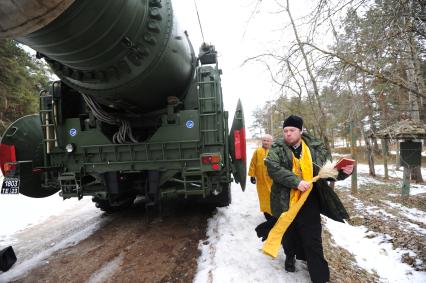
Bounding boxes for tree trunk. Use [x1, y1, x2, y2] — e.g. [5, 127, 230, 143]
[402, 166, 410, 198]
[366, 137, 375, 176]
[411, 166, 424, 183]
[350, 120, 358, 194]
[396, 142, 401, 170]
[382, 139, 389, 180]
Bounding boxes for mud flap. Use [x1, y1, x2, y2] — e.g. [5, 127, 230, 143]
[0, 246, 17, 272]
[228, 99, 247, 191]
[0, 114, 59, 198]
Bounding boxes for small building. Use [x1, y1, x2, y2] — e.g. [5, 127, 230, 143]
[375, 119, 426, 141]
[374, 119, 425, 197]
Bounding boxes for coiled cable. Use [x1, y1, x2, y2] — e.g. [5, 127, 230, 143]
[81, 94, 138, 144]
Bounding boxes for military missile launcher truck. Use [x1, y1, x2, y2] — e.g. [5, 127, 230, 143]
[0, 0, 246, 211]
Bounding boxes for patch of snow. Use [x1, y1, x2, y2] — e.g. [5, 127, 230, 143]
[194, 183, 311, 283]
[0, 171, 107, 281]
[195, 146, 311, 282]
[0, 192, 94, 241]
[337, 164, 426, 196]
[382, 201, 426, 225]
[336, 174, 386, 190]
[347, 195, 426, 235]
[390, 151, 426, 157]
[0, 219, 104, 282]
[331, 153, 349, 158]
[357, 164, 426, 182]
[87, 253, 124, 283]
[325, 217, 426, 283]
[410, 184, 426, 196]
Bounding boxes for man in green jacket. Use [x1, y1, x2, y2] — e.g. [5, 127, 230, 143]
[265, 115, 353, 283]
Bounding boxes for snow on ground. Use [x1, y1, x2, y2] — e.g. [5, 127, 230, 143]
[0, 192, 98, 244]
[382, 200, 426, 226]
[0, 173, 106, 282]
[194, 177, 426, 282]
[194, 145, 426, 282]
[336, 171, 386, 189]
[346, 194, 426, 236]
[194, 182, 311, 283]
[194, 143, 310, 282]
[409, 184, 426, 196]
[1, 145, 425, 282]
[325, 218, 425, 283]
[356, 164, 426, 180]
[354, 164, 426, 195]
[0, 215, 105, 282]
[87, 253, 124, 283]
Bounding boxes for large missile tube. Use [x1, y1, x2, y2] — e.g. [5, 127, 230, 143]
[0, 0, 196, 112]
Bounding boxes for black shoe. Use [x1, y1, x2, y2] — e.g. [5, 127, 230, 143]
[285, 256, 296, 272]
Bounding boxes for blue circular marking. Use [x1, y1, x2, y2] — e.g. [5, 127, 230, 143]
[186, 120, 194, 129]
[69, 128, 77, 137]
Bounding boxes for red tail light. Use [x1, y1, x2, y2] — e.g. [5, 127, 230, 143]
[234, 128, 246, 161]
[0, 144, 17, 175]
[211, 163, 220, 170]
[201, 155, 221, 164]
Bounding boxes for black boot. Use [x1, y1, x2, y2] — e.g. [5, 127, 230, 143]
[285, 255, 296, 272]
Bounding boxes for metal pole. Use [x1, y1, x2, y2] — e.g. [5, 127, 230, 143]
[402, 166, 410, 198]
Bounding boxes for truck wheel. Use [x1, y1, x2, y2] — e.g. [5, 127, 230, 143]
[92, 196, 135, 213]
[213, 183, 232, 207]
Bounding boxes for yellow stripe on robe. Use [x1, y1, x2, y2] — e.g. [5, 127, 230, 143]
[262, 140, 314, 258]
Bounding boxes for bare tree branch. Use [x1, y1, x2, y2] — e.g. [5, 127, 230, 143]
[302, 42, 426, 99]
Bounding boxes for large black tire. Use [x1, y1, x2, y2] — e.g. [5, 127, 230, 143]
[212, 183, 232, 207]
[92, 196, 135, 213]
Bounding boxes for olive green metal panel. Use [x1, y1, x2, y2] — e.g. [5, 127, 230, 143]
[57, 118, 111, 149]
[17, 0, 195, 112]
[149, 111, 200, 142]
[49, 111, 201, 173]
[78, 141, 200, 173]
[1, 114, 59, 197]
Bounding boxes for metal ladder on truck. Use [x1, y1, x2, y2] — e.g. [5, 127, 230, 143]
[39, 90, 58, 154]
[197, 66, 221, 147]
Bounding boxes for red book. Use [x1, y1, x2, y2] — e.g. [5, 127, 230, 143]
[335, 158, 356, 170]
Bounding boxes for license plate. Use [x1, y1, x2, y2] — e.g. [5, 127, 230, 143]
[1, 177, 20, 194]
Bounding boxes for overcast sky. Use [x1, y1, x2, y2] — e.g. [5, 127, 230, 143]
[174, 0, 325, 138]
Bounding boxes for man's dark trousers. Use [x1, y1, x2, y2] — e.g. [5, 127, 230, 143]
[281, 186, 329, 283]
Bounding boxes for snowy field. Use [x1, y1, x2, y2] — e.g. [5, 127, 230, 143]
[1, 145, 426, 282]
[194, 146, 426, 283]
[350, 163, 426, 195]
[193, 182, 426, 283]
[0, 173, 105, 282]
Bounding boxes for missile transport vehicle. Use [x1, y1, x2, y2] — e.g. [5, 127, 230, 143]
[0, 0, 246, 211]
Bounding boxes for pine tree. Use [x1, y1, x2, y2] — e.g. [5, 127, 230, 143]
[0, 39, 50, 135]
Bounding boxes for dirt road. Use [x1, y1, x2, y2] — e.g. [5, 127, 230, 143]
[11, 201, 212, 283]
